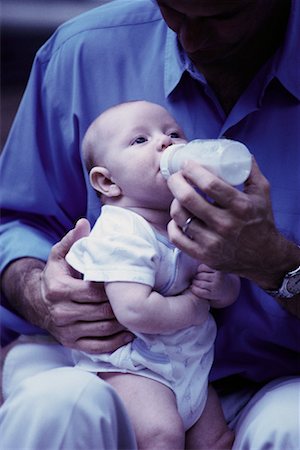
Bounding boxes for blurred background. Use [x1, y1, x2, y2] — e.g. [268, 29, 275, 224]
[1, 0, 114, 149]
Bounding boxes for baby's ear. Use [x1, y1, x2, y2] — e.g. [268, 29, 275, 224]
[89, 167, 121, 197]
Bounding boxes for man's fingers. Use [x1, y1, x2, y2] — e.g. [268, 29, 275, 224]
[244, 157, 271, 196]
[167, 219, 201, 258]
[48, 300, 115, 325]
[169, 164, 237, 210]
[74, 331, 134, 354]
[66, 318, 125, 338]
[55, 280, 108, 304]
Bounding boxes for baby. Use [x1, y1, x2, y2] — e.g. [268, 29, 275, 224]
[66, 100, 240, 449]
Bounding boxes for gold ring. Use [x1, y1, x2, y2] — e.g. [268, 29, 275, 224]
[182, 216, 195, 235]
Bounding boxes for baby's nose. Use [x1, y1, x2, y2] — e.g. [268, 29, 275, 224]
[159, 135, 172, 151]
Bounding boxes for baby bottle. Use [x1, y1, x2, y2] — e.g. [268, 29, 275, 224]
[160, 139, 252, 186]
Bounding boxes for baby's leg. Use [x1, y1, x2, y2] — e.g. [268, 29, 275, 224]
[100, 372, 184, 450]
[186, 384, 234, 450]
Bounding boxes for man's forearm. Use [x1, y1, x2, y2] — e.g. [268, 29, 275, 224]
[2, 258, 48, 328]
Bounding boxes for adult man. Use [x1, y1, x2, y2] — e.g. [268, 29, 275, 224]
[1, 0, 299, 449]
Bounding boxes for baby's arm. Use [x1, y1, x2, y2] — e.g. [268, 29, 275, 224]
[105, 281, 209, 334]
[191, 264, 240, 309]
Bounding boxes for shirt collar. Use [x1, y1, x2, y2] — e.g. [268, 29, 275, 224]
[164, 28, 209, 97]
[164, 28, 185, 97]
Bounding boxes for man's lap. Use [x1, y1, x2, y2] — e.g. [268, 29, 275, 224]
[2, 337, 299, 449]
[0, 336, 137, 449]
[217, 375, 300, 450]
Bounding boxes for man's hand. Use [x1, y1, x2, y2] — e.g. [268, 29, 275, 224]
[167, 158, 300, 294]
[2, 219, 133, 353]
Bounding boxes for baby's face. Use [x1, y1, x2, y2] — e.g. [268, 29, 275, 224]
[98, 101, 187, 208]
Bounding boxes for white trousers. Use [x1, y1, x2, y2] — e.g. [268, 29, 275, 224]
[0, 338, 137, 450]
[0, 337, 299, 450]
[227, 377, 300, 450]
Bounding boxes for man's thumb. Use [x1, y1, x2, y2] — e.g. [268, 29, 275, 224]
[72, 218, 91, 242]
[52, 218, 91, 259]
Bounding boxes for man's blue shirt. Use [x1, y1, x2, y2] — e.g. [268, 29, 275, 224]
[1, 0, 299, 381]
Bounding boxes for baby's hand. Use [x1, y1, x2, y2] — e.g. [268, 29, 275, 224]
[191, 264, 240, 308]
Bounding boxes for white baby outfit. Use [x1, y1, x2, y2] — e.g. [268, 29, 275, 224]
[66, 205, 216, 430]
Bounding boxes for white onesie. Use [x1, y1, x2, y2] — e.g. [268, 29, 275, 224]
[66, 205, 216, 430]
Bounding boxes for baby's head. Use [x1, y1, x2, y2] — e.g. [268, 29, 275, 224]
[82, 100, 187, 208]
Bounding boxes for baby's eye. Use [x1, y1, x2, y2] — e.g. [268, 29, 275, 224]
[169, 132, 181, 139]
[131, 136, 147, 145]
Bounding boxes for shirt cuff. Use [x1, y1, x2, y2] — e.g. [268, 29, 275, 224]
[1, 222, 53, 272]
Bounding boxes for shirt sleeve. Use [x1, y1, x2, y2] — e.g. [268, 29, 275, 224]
[0, 43, 90, 273]
[0, 32, 92, 339]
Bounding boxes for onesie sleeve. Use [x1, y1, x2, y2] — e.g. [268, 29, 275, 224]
[66, 208, 160, 287]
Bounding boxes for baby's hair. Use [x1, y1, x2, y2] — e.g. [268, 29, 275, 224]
[82, 100, 146, 174]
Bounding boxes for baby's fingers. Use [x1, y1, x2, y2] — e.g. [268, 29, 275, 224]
[191, 278, 213, 298]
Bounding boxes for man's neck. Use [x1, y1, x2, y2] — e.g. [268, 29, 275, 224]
[202, 66, 251, 115]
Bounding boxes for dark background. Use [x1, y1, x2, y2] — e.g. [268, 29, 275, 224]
[1, 0, 114, 149]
